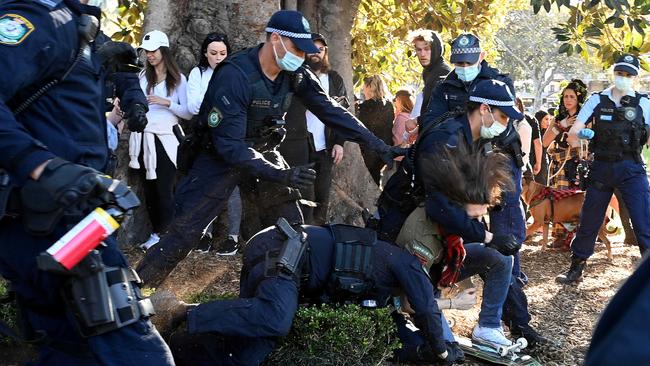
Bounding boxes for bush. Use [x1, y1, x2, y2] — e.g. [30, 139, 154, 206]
[266, 304, 401, 366]
[0, 278, 18, 346]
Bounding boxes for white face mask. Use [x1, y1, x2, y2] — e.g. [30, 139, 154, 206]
[614, 75, 634, 92]
[480, 106, 507, 139]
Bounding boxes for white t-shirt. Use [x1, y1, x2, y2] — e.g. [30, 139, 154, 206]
[306, 73, 329, 151]
[187, 66, 215, 115]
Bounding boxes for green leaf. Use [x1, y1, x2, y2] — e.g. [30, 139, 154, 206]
[559, 43, 571, 54]
[614, 17, 625, 28]
[589, 0, 600, 6]
[543, 0, 551, 12]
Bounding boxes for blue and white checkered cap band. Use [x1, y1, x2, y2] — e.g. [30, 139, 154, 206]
[452, 47, 481, 54]
[613, 62, 639, 72]
[469, 96, 515, 106]
[265, 27, 312, 39]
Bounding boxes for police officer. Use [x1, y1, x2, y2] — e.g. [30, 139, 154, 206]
[584, 255, 650, 365]
[557, 54, 650, 284]
[160, 220, 464, 366]
[0, 0, 172, 364]
[137, 10, 404, 287]
[378, 79, 546, 345]
[421, 33, 515, 128]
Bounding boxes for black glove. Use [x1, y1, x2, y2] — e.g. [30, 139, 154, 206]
[415, 341, 464, 365]
[124, 103, 148, 132]
[282, 163, 317, 190]
[487, 234, 522, 256]
[380, 146, 408, 168]
[21, 158, 103, 235]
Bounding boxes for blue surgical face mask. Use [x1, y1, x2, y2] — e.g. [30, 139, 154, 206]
[273, 37, 304, 72]
[456, 63, 481, 82]
[614, 75, 634, 93]
[480, 106, 507, 139]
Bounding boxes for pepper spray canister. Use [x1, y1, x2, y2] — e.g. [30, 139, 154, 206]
[37, 207, 120, 272]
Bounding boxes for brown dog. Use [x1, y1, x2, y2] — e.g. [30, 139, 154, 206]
[521, 178, 617, 260]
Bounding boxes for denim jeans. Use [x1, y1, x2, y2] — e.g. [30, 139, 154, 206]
[458, 243, 513, 328]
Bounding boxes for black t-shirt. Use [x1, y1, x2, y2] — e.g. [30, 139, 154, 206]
[526, 114, 541, 164]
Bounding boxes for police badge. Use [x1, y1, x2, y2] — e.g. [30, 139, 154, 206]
[0, 14, 35, 45]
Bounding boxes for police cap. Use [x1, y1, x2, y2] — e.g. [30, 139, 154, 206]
[450, 33, 482, 64]
[266, 10, 319, 54]
[613, 54, 640, 76]
[469, 79, 523, 120]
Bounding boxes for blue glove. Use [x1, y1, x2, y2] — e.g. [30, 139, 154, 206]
[577, 128, 595, 140]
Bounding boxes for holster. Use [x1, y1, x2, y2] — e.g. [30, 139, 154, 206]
[0, 169, 17, 221]
[275, 217, 308, 279]
[63, 251, 155, 337]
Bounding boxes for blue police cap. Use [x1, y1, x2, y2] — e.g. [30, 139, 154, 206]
[469, 79, 523, 121]
[266, 10, 319, 54]
[450, 33, 482, 64]
[613, 54, 640, 76]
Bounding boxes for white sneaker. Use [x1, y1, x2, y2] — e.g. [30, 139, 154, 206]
[139, 233, 160, 250]
[472, 325, 512, 347]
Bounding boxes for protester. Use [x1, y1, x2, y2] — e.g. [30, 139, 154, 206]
[534, 110, 551, 184]
[279, 33, 347, 225]
[358, 74, 395, 185]
[541, 79, 587, 247]
[131, 30, 192, 250]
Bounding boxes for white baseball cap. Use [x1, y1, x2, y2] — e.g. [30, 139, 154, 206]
[138, 30, 169, 52]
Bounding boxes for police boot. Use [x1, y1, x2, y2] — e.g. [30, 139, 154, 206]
[555, 255, 587, 284]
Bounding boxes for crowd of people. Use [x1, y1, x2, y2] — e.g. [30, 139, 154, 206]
[1, 1, 649, 365]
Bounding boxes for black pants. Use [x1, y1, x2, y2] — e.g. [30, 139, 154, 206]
[139, 135, 176, 233]
[301, 149, 334, 225]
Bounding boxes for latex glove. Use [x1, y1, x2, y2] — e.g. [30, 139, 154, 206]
[451, 288, 477, 310]
[577, 128, 595, 140]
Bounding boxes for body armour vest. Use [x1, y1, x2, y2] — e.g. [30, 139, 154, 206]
[219, 47, 294, 149]
[591, 93, 647, 162]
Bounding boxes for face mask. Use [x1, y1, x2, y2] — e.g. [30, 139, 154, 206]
[456, 64, 481, 82]
[480, 106, 507, 139]
[273, 37, 304, 72]
[614, 75, 634, 92]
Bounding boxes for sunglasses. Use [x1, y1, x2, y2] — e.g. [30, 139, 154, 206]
[207, 34, 228, 42]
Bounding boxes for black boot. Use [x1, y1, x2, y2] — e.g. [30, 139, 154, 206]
[556, 255, 586, 284]
[509, 323, 549, 348]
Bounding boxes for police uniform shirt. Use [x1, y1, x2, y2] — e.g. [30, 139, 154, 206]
[202, 44, 387, 181]
[0, 0, 106, 184]
[577, 86, 650, 126]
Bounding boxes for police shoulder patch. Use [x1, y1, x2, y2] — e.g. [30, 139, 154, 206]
[207, 107, 223, 128]
[0, 14, 35, 46]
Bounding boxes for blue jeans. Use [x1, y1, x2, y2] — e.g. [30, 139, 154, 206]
[572, 159, 650, 258]
[458, 243, 513, 328]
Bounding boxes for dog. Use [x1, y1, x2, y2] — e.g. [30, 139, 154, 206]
[521, 177, 617, 260]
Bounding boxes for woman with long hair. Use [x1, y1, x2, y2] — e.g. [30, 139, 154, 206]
[130, 30, 193, 249]
[186, 33, 241, 255]
[541, 79, 588, 246]
[358, 74, 394, 185]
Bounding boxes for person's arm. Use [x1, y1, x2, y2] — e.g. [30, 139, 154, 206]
[186, 67, 204, 116]
[168, 75, 193, 120]
[641, 97, 650, 147]
[418, 150, 488, 243]
[533, 138, 542, 174]
[295, 67, 390, 154]
[207, 65, 286, 182]
[0, 6, 59, 184]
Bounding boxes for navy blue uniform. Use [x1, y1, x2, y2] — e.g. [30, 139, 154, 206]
[378, 114, 532, 331]
[0, 1, 172, 364]
[421, 61, 515, 128]
[169, 225, 447, 366]
[584, 255, 650, 365]
[137, 44, 390, 286]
